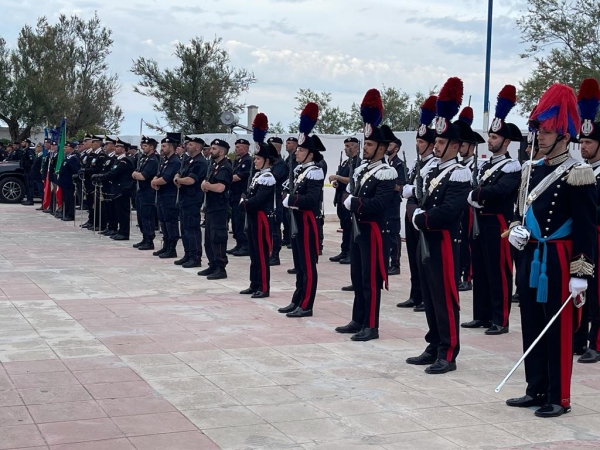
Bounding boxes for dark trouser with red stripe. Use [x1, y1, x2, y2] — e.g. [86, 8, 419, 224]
[114, 190, 131, 237]
[291, 210, 319, 310]
[517, 240, 575, 408]
[587, 230, 600, 351]
[418, 230, 460, 362]
[248, 211, 272, 292]
[388, 217, 401, 268]
[205, 209, 229, 270]
[471, 214, 512, 327]
[351, 222, 389, 329]
[404, 212, 422, 305]
[180, 203, 202, 261]
[337, 203, 351, 254]
[459, 207, 473, 282]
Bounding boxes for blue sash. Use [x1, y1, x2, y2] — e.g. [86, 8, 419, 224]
[525, 208, 572, 303]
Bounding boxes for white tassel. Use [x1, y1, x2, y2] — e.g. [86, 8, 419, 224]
[305, 167, 324, 181]
[501, 160, 522, 173]
[449, 166, 472, 183]
[256, 173, 276, 186]
[567, 163, 596, 186]
[374, 166, 398, 181]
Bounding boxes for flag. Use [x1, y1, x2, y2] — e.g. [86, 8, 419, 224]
[54, 118, 66, 174]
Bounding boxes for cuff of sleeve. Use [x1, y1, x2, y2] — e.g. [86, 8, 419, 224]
[570, 254, 595, 278]
[189, 174, 199, 182]
[350, 197, 359, 212]
[474, 187, 483, 202]
[414, 213, 427, 230]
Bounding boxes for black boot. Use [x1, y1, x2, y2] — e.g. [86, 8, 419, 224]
[174, 255, 190, 266]
[152, 240, 168, 256]
[159, 240, 178, 259]
[133, 238, 146, 249]
[269, 250, 280, 266]
[138, 238, 155, 250]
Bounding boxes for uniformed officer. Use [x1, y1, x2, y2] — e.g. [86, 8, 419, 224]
[334, 90, 396, 341]
[30, 142, 44, 204]
[278, 103, 324, 317]
[329, 137, 361, 264]
[398, 95, 439, 311]
[406, 77, 471, 374]
[282, 137, 299, 247]
[132, 137, 159, 250]
[576, 77, 600, 364]
[174, 137, 208, 268]
[506, 84, 596, 417]
[20, 139, 36, 205]
[57, 142, 81, 220]
[228, 138, 252, 256]
[99, 137, 118, 234]
[151, 135, 181, 258]
[313, 136, 328, 256]
[79, 135, 103, 228]
[462, 86, 522, 335]
[198, 139, 233, 280]
[266, 136, 289, 266]
[240, 113, 277, 297]
[381, 126, 407, 275]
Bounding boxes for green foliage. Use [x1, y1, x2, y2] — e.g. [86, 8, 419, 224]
[131, 37, 256, 135]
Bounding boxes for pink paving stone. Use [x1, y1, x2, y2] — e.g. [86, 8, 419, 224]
[28, 400, 108, 423]
[3, 359, 68, 375]
[96, 396, 176, 417]
[9, 371, 80, 389]
[84, 381, 156, 400]
[0, 424, 46, 449]
[111, 411, 197, 436]
[62, 357, 123, 372]
[98, 335, 154, 346]
[38, 418, 124, 445]
[0, 389, 23, 407]
[72, 368, 141, 385]
[128, 431, 220, 450]
[0, 405, 33, 426]
[102, 342, 166, 356]
[18, 385, 92, 405]
[49, 438, 135, 450]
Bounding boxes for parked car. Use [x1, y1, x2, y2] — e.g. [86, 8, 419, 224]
[0, 161, 27, 203]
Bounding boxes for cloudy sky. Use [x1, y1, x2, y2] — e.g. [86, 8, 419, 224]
[4, 0, 534, 134]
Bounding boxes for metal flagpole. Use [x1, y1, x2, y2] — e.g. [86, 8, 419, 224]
[482, 0, 494, 131]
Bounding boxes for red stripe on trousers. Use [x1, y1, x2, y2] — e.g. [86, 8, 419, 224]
[557, 241, 573, 408]
[441, 230, 459, 362]
[42, 173, 51, 210]
[467, 208, 474, 281]
[596, 227, 600, 351]
[369, 225, 377, 328]
[497, 214, 512, 327]
[307, 212, 320, 262]
[257, 211, 270, 292]
[300, 212, 313, 309]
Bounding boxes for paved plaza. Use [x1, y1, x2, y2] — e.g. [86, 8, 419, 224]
[0, 203, 599, 449]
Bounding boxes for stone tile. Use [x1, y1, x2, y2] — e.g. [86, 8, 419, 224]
[456, 401, 542, 424]
[249, 402, 330, 423]
[72, 368, 141, 384]
[38, 418, 124, 445]
[308, 398, 386, 417]
[112, 411, 196, 436]
[344, 412, 425, 435]
[10, 370, 80, 389]
[206, 372, 276, 390]
[302, 441, 387, 450]
[130, 364, 199, 380]
[97, 396, 176, 417]
[421, 386, 500, 406]
[128, 431, 220, 450]
[28, 401, 107, 423]
[274, 417, 354, 443]
[173, 349, 235, 364]
[49, 438, 135, 449]
[227, 386, 299, 406]
[62, 357, 124, 371]
[19, 385, 92, 405]
[166, 389, 241, 410]
[496, 419, 586, 443]
[188, 360, 253, 375]
[0, 424, 46, 449]
[0, 389, 23, 407]
[85, 381, 156, 399]
[120, 353, 181, 367]
[0, 405, 33, 426]
[371, 431, 461, 450]
[184, 406, 266, 429]
[402, 406, 485, 430]
[3, 359, 68, 374]
[437, 424, 530, 447]
[203, 423, 294, 449]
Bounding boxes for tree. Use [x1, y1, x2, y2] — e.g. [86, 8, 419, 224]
[288, 89, 351, 134]
[270, 121, 286, 134]
[132, 37, 256, 134]
[517, 0, 600, 115]
[0, 14, 122, 141]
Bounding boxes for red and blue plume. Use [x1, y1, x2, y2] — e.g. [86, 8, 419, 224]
[530, 84, 580, 136]
[252, 113, 269, 144]
[495, 85, 517, 120]
[458, 107, 474, 126]
[299, 102, 319, 135]
[436, 77, 463, 120]
[420, 95, 437, 127]
[577, 78, 600, 122]
[360, 89, 384, 126]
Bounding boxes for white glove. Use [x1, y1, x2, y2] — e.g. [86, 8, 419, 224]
[412, 208, 424, 230]
[283, 195, 290, 208]
[569, 277, 588, 303]
[343, 195, 353, 211]
[467, 191, 483, 209]
[508, 225, 531, 251]
[402, 185, 415, 199]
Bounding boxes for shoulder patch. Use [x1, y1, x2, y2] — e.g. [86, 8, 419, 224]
[256, 172, 276, 186]
[374, 165, 398, 181]
[449, 166, 472, 183]
[501, 160, 522, 173]
[305, 167, 324, 181]
[567, 163, 596, 186]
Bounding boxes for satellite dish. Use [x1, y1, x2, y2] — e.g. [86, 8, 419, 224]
[220, 111, 239, 127]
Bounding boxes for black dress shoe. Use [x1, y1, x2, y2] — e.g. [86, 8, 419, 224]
[397, 298, 416, 308]
[281, 240, 290, 247]
[535, 403, 571, 418]
[182, 259, 201, 268]
[226, 246, 240, 255]
[287, 268, 298, 275]
[137, 241, 155, 250]
[461, 320, 492, 329]
[252, 291, 270, 299]
[174, 256, 190, 265]
[21, 201, 34, 206]
[62, 216, 74, 221]
[406, 351, 437, 365]
[111, 234, 129, 241]
[286, 244, 293, 249]
[578, 348, 600, 363]
[35, 206, 44, 211]
[339, 256, 351, 265]
[101, 229, 114, 236]
[159, 250, 177, 258]
[506, 394, 547, 408]
[286, 307, 312, 318]
[341, 285, 354, 292]
[197, 267, 215, 276]
[485, 324, 509, 335]
[133, 240, 145, 248]
[458, 281, 472, 291]
[351, 328, 379, 341]
[240, 287, 256, 295]
[388, 266, 400, 275]
[413, 304, 425, 312]
[425, 359, 456, 374]
[278, 303, 297, 313]
[329, 253, 347, 262]
[269, 257, 280, 266]
[207, 269, 227, 280]
[512, 293, 520, 303]
[232, 247, 250, 257]
[153, 247, 167, 257]
[335, 321, 362, 334]
[574, 346, 588, 356]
